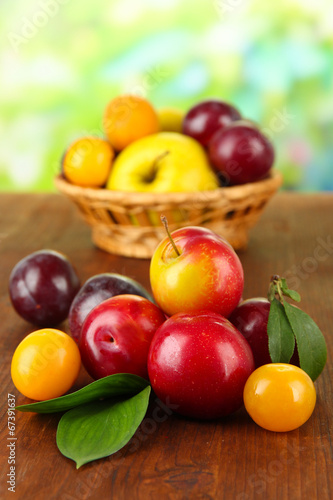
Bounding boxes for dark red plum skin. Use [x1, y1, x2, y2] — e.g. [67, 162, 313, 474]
[68, 273, 154, 342]
[9, 249, 80, 326]
[229, 297, 299, 368]
[182, 99, 241, 147]
[208, 121, 274, 185]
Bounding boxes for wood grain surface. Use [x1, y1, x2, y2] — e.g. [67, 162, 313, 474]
[0, 192, 332, 500]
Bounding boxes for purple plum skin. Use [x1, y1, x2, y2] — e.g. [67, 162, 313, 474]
[229, 297, 300, 368]
[9, 249, 80, 327]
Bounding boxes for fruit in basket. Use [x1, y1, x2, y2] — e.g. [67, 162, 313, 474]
[182, 99, 242, 147]
[208, 121, 275, 185]
[61, 136, 114, 187]
[11, 328, 81, 400]
[79, 294, 165, 380]
[148, 311, 255, 419]
[9, 250, 80, 327]
[243, 363, 316, 432]
[106, 131, 219, 192]
[150, 220, 244, 317]
[229, 297, 299, 368]
[68, 273, 154, 342]
[103, 95, 160, 151]
[157, 107, 184, 133]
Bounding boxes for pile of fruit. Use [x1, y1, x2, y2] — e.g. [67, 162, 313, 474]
[9, 222, 326, 468]
[61, 95, 275, 191]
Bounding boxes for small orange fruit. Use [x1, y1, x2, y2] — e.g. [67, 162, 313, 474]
[103, 95, 160, 151]
[11, 328, 81, 401]
[62, 136, 114, 187]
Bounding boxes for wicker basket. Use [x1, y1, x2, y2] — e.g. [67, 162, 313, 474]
[55, 170, 283, 258]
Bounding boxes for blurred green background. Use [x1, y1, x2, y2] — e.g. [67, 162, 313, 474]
[0, 0, 332, 192]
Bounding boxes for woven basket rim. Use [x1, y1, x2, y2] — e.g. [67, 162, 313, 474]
[54, 169, 283, 206]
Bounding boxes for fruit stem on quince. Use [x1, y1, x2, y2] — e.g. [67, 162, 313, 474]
[144, 151, 170, 183]
[153, 150, 170, 165]
[160, 216, 180, 257]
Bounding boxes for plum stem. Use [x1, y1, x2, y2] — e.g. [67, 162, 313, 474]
[268, 274, 301, 304]
[268, 275, 283, 302]
[160, 216, 180, 257]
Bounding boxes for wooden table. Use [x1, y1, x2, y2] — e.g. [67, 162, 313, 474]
[0, 192, 332, 500]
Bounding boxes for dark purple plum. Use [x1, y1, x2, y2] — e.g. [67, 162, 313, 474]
[208, 121, 274, 185]
[68, 273, 154, 342]
[9, 249, 80, 326]
[182, 99, 241, 147]
[229, 297, 299, 368]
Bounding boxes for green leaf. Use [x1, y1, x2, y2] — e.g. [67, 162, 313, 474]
[280, 278, 301, 302]
[56, 386, 151, 469]
[267, 297, 295, 363]
[16, 373, 149, 413]
[283, 301, 327, 381]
